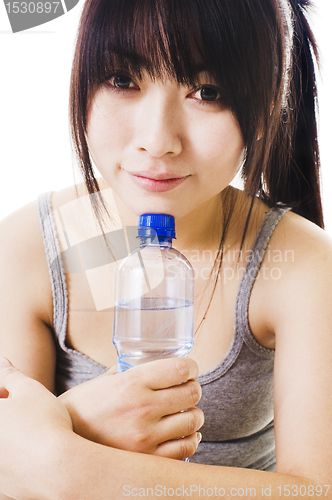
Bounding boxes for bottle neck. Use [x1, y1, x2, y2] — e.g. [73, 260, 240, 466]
[139, 236, 173, 247]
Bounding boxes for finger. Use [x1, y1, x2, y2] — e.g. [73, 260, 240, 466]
[156, 407, 204, 443]
[131, 357, 199, 390]
[154, 380, 202, 415]
[0, 358, 32, 395]
[154, 432, 202, 461]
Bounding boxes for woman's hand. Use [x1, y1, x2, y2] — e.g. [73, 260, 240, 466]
[59, 357, 204, 460]
[0, 357, 202, 500]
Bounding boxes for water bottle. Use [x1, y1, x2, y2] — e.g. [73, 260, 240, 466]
[113, 213, 195, 373]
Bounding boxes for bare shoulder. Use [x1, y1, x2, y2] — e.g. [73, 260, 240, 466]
[0, 181, 92, 324]
[0, 198, 53, 325]
[0, 196, 59, 388]
[0, 198, 46, 267]
[259, 208, 332, 334]
[242, 196, 332, 347]
[269, 209, 332, 271]
[233, 187, 331, 255]
[274, 207, 331, 243]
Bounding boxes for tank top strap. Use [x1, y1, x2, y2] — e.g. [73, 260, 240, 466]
[235, 206, 290, 356]
[37, 191, 68, 348]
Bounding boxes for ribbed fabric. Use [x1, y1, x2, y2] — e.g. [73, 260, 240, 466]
[37, 191, 289, 471]
[37, 192, 107, 393]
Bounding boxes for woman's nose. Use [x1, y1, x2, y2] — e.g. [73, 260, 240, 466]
[133, 93, 183, 158]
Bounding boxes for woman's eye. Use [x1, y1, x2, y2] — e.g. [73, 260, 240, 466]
[110, 75, 136, 89]
[193, 86, 221, 102]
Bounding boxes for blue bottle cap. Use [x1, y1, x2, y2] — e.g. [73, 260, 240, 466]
[138, 214, 176, 238]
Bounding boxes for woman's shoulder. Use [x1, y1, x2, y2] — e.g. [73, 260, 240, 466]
[244, 189, 332, 286]
[0, 181, 88, 257]
[0, 196, 46, 263]
[269, 206, 332, 263]
[268, 209, 332, 317]
[0, 196, 54, 325]
[242, 193, 332, 347]
[232, 187, 332, 257]
[0, 181, 106, 327]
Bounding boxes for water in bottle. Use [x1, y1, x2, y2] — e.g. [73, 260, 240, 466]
[113, 213, 195, 372]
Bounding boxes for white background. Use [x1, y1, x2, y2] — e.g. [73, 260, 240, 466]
[0, 1, 331, 233]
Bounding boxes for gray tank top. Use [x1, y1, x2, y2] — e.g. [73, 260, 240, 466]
[37, 191, 289, 472]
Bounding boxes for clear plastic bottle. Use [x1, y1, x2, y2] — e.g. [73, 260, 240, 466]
[113, 213, 195, 373]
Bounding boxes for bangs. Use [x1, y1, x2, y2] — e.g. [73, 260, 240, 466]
[87, 0, 223, 89]
[74, 0, 292, 157]
[80, 0, 287, 138]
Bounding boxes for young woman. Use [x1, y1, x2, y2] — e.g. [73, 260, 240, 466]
[0, 0, 331, 498]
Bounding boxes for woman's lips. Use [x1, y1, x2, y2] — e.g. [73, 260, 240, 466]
[128, 173, 188, 192]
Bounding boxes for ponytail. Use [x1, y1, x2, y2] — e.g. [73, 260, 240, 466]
[264, 0, 324, 228]
[290, 0, 323, 227]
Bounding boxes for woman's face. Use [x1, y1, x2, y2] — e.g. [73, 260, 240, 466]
[86, 71, 245, 219]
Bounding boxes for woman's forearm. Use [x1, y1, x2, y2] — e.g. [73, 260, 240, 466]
[0, 360, 328, 500]
[56, 359, 204, 459]
[53, 432, 328, 500]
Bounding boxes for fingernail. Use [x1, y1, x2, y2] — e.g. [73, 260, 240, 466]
[0, 358, 11, 367]
[196, 432, 202, 443]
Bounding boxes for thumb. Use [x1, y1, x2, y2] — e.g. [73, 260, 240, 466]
[0, 358, 28, 396]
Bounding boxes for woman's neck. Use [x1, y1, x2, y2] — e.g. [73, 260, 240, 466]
[101, 179, 226, 255]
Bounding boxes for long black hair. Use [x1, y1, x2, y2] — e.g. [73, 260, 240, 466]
[69, 0, 323, 230]
[69, 0, 323, 332]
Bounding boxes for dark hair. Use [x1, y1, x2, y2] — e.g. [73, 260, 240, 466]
[69, 0, 323, 230]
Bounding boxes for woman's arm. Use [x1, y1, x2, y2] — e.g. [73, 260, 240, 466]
[1, 207, 331, 498]
[0, 201, 56, 390]
[0, 203, 203, 462]
[58, 360, 204, 458]
[265, 215, 332, 483]
[54, 215, 332, 497]
[0, 358, 329, 500]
